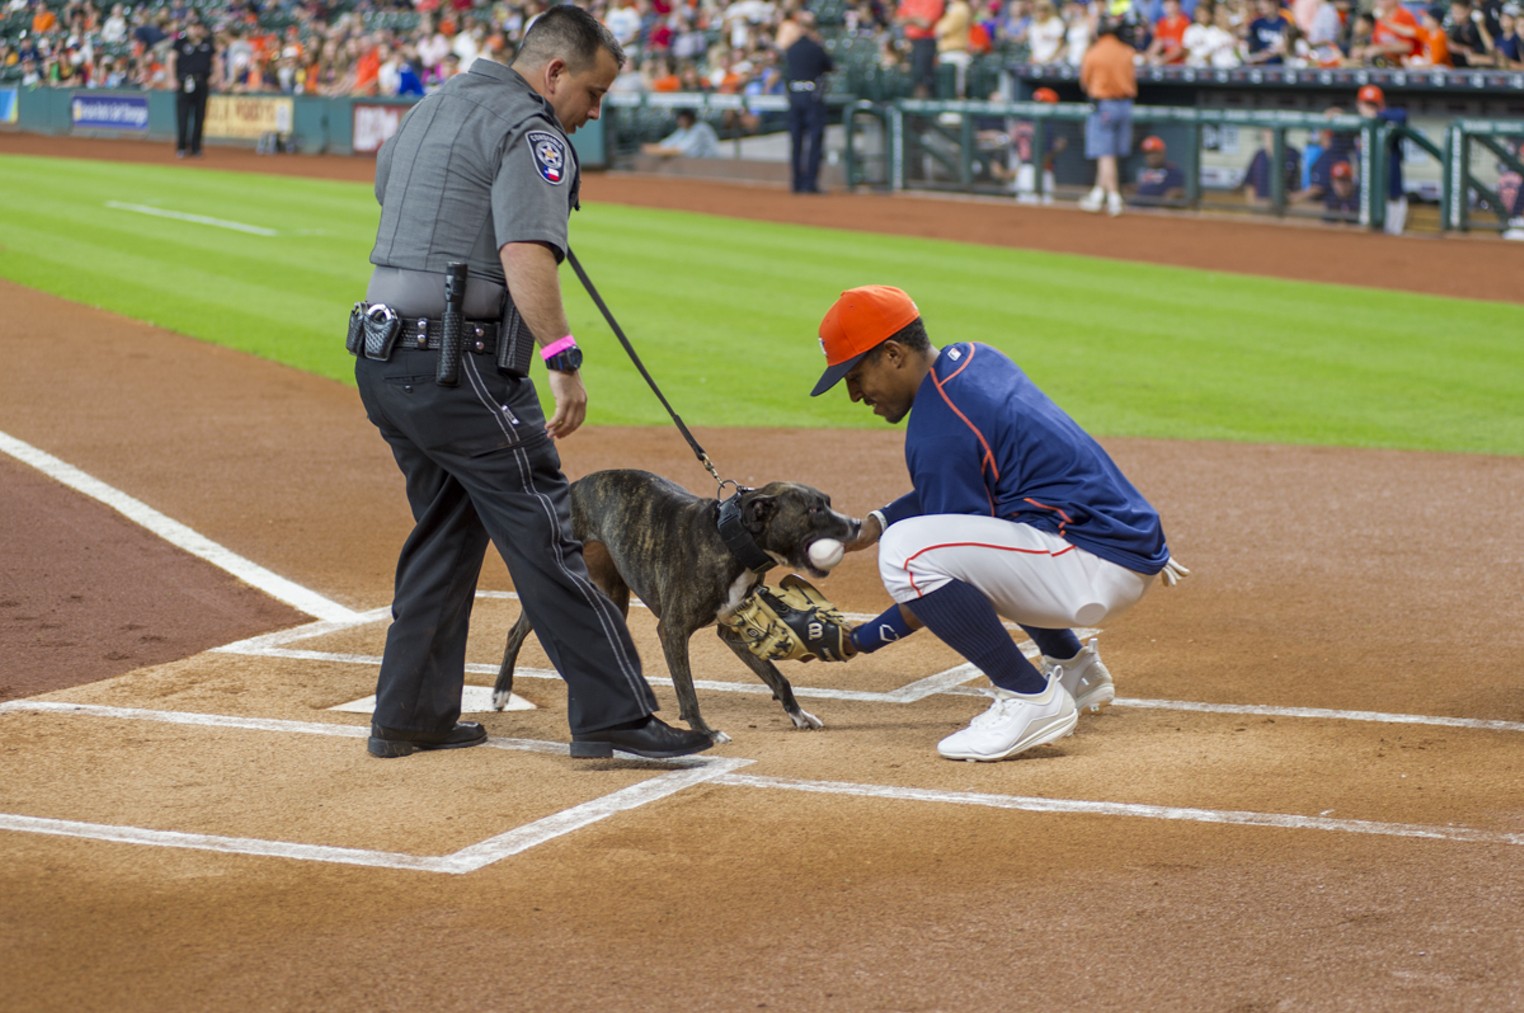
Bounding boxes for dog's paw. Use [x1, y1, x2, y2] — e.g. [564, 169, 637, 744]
[790, 708, 824, 730]
[710, 729, 733, 745]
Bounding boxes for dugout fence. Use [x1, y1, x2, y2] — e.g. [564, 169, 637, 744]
[844, 100, 1524, 237]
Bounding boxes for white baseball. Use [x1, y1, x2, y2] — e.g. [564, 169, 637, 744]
[808, 538, 845, 570]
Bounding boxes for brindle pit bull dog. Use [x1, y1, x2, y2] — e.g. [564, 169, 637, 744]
[494, 469, 860, 743]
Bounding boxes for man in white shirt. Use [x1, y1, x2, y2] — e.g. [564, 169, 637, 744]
[100, 3, 128, 44]
[606, 0, 642, 47]
[641, 108, 722, 158]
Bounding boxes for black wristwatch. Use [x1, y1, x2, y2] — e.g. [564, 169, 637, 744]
[544, 345, 583, 372]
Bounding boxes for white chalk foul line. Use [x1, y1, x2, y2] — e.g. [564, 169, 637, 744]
[1111, 697, 1524, 735]
[0, 701, 749, 874]
[212, 608, 393, 654]
[0, 813, 451, 872]
[218, 639, 1524, 735]
[441, 758, 752, 874]
[715, 774, 1524, 848]
[7, 701, 1514, 854]
[104, 200, 279, 236]
[0, 430, 359, 624]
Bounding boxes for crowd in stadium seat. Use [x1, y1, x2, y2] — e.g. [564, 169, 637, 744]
[1012, 0, 1524, 71]
[1, 0, 1519, 94]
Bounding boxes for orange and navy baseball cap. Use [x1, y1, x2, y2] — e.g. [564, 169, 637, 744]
[1032, 87, 1060, 103]
[811, 285, 921, 396]
[1141, 135, 1166, 152]
[1357, 84, 1384, 106]
[1330, 160, 1353, 179]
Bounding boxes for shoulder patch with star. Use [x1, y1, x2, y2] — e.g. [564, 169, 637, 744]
[526, 129, 567, 185]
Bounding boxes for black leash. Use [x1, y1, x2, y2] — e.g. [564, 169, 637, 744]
[567, 247, 774, 574]
[566, 246, 726, 491]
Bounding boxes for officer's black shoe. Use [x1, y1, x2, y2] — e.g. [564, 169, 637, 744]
[570, 715, 715, 760]
[367, 721, 488, 759]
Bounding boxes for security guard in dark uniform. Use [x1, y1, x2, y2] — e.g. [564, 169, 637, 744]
[784, 11, 834, 194]
[352, 7, 712, 761]
[169, 19, 215, 158]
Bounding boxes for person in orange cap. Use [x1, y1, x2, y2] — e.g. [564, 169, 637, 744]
[811, 285, 1187, 763]
[1321, 160, 1361, 223]
[1011, 86, 1067, 204]
[1131, 134, 1185, 205]
[1356, 83, 1410, 233]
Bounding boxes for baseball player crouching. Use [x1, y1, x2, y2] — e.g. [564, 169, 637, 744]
[811, 286, 1187, 762]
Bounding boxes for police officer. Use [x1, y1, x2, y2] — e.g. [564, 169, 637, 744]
[784, 11, 833, 194]
[354, 7, 712, 762]
[169, 18, 215, 158]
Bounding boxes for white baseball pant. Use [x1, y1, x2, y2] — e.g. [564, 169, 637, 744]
[877, 514, 1152, 630]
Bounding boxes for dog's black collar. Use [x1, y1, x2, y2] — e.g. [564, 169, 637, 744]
[715, 490, 774, 575]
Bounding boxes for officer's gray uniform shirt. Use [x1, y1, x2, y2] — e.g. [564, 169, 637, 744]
[371, 58, 581, 286]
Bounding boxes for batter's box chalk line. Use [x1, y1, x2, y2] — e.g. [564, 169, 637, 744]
[218, 590, 1083, 709]
[1, 700, 1521, 875]
[0, 700, 752, 875]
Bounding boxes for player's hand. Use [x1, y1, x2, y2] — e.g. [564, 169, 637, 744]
[544, 368, 587, 439]
[846, 512, 883, 552]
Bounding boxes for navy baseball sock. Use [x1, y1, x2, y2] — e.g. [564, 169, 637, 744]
[850, 603, 915, 654]
[906, 580, 1047, 694]
[1020, 625, 1081, 661]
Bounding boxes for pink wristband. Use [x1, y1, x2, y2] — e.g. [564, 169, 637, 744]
[540, 335, 577, 360]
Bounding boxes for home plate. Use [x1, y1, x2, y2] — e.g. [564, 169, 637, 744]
[329, 685, 536, 714]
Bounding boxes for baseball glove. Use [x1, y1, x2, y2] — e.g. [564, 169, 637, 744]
[720, 574, 855, 663]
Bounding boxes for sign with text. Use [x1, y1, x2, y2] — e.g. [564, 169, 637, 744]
[70, 94, 148, 131]
[205, 96, 293, 139]
[352, 102, 415, 154]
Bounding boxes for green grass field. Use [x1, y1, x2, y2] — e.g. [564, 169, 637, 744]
[3, 153, 1520, 455]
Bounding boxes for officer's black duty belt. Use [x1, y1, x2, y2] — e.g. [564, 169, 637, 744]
[352, 303, 500, 357]
[401, 315, 501, 354]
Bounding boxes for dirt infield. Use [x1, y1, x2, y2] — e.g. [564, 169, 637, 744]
[2, 136, 1522, 1011]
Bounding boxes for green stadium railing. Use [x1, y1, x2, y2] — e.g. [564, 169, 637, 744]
[849, 100, 1390, 227]
[1443, 119, 1524, 235]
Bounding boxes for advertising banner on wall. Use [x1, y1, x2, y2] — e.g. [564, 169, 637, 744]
[206, 95, 293, 139]
[70, 94, 149, 131]
[352, 102, 414, 154]
[0, 88, 17, 125]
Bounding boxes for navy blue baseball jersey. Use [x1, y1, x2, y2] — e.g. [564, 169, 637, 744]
[879, 342, 1170, 575]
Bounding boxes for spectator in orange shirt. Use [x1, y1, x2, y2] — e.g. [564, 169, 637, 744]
[1415, 5, 1454, 64]
[1367, 0, 1421, 65]
[646, 55, 682, 91]
[1078, 18, 1137, 217]
[31, 2, 58, 36]
[896, 0, 946, 97]
[351, 36, 382, 95]
[1145, 0, 1192, 63]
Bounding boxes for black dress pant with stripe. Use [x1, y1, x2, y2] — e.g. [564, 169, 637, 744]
[355, 347, 657, 736]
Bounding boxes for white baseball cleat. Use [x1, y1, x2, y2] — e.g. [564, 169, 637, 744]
[936, 679, 1078, 762]
[1043, 637, 1115, 714]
